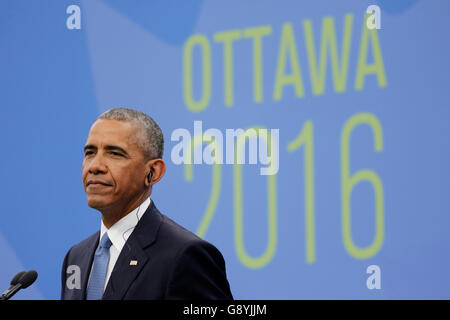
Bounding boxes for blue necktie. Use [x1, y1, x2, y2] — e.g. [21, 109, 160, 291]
[87, 233, 112, 300]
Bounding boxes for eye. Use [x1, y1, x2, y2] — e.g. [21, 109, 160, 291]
[111, 151, 123, 157]
[84, 150, 94, 157]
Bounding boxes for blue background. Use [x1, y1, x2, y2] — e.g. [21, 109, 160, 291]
[1, 0, 449, 299]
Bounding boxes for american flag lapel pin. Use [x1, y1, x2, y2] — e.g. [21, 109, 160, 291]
[129, 260, 138, 266]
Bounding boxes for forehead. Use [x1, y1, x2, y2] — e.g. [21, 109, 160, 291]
[86, 119, 140, 147]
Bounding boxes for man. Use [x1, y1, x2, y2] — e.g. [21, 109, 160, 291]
[61, 107, 233, 300]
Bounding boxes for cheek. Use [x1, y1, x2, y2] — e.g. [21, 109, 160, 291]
[82, 160, 88, 177]
[81, 165, 87, 186]
[110, 168, 135, 194]
[111, 167, 143, 192]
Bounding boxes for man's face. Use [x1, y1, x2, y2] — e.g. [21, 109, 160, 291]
[82, 119, 148, 212]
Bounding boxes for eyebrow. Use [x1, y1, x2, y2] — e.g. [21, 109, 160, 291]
[84, 144, 130, 156]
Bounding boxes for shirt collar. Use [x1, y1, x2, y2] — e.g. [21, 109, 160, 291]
[100, 197, 151, 253]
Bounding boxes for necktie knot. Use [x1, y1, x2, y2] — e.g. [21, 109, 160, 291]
[99, 233, 112, 249]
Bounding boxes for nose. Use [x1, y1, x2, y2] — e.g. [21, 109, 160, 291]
[86, 153, 108, 175]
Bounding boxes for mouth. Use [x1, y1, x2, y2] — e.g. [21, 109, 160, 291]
[86, 180, 112, 188]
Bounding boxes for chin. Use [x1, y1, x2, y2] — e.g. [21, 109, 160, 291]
[86, 195, 113, 210]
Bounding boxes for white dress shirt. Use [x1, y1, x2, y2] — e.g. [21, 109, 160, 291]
[89, 197, 151, 292]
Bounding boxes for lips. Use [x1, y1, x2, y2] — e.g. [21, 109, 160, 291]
[86, 179, 112, 187]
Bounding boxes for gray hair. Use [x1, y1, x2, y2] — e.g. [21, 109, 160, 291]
[98, 107, 164, 160]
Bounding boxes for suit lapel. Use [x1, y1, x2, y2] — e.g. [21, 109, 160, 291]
[77, 232, 99, 300]
[102, 238, 148, 300]
[103, 201, 162, 300]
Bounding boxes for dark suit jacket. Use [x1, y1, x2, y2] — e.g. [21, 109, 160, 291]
[61, 201, 233, 300]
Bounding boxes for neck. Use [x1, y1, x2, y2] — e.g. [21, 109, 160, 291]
[100, 190, 150, 228]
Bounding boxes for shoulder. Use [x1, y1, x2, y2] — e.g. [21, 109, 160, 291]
[149, 208, 226, 269]
[158, 213, 202, 243]
[146, 201, 204, 248]
[156, 213, 228, 272]
[157, 213, 223, 257]
[158, 216, 232, 299]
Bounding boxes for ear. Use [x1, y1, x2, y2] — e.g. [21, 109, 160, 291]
[144, 159, 166, 187]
